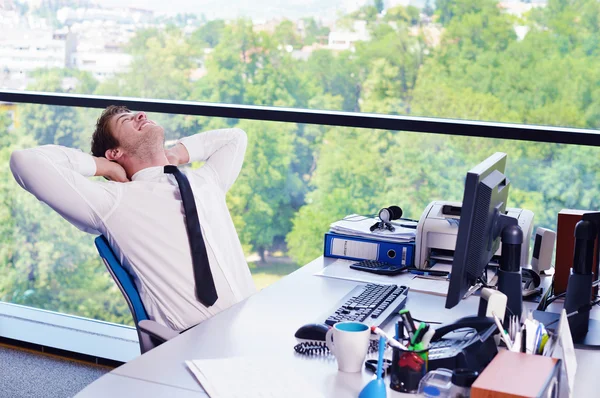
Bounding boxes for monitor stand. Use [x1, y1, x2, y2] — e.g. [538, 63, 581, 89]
[497, 223, 523, 323]
[532, 310, 600, 349]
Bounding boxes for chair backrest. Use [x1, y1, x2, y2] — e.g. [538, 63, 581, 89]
[95, 235, 148, 325]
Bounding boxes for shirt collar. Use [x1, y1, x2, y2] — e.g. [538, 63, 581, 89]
[131, 166, 169, 182]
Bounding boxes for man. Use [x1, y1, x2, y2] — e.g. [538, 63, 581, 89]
[9, 105, 256, 331]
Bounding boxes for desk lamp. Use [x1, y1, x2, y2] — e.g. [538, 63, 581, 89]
[359, 336, 387, 398]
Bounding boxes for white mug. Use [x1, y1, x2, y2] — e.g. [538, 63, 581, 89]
[325, 321, 370, 373]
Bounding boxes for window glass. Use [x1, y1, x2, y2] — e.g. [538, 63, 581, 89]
[1, 1, 597, 130]
[2, 103, 600, 325]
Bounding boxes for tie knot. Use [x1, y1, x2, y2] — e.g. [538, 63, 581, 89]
[164, 165, 179, 174]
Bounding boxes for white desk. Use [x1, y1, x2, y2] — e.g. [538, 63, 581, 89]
[77, 257, 600, 397]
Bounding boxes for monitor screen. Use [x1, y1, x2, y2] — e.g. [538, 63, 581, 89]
[445, 152, 511, 309]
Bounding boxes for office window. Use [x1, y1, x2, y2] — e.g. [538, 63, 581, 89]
[3, 102, 600, 326]
[2, 1, 597, 131]
[2, 1, 600, 328]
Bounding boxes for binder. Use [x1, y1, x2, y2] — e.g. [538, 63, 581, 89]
[323, 232, 415, 267]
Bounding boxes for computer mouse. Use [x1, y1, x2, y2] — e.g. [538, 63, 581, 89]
[294, 323, 330, 341]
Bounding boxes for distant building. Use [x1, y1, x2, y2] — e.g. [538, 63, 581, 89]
[0, 29, 74, 75]
[498, 1, 546, 17]
[328, 20, 370, 51]
[71, 50, 131, 81]
[57, 6, 153, 25]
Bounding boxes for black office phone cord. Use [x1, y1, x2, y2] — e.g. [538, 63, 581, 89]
[294, 339, 380, 356]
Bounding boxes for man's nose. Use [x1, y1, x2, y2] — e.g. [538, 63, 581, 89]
[136, 112, 147, 121]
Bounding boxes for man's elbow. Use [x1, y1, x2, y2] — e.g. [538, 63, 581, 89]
[10, 149, 43, 189]
[10, 149, 29, 175]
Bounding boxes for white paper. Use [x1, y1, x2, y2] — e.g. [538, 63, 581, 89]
[550, 310, 578, 397]
[186, 357, 325, 398]
[329, 214, 416, 243]
[315, 259, 450, 296]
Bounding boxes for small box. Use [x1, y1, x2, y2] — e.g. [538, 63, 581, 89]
[471, 351, 560, 398]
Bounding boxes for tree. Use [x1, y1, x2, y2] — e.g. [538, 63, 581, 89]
[435, 0, 499, 25]
[301, 17, 330, 46]
[228, 120, 298, 261]
[18, 69, 89, 149]
[273, 20, 301, 49]
[286, 128, 391, 264]
[190, 20, 226, 48]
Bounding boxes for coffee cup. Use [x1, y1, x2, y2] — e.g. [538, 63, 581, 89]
[325, 321, 370, 373]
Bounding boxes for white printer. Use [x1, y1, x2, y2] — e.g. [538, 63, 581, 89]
[415, 201, 534, 269]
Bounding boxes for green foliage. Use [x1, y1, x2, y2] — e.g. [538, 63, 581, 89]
[5, 1, 600, 325]
[301, 17, 330, 46]
[190, 20, 226, 48]
[273, 20, 301, 49]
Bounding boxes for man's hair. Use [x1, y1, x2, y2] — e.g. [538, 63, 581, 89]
[91, 105, 130, 158]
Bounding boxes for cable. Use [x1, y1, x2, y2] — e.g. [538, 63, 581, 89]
[544, 299, 600, 328]
[411, 317, 442, 325]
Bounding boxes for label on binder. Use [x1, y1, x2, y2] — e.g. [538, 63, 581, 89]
[330, 237, 378, 260]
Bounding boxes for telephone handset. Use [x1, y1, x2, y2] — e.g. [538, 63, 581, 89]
[428, 316, 498, 372]
[431, 316, 496, 342]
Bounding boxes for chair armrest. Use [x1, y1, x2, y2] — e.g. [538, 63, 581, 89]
[139, 320, 180, 343]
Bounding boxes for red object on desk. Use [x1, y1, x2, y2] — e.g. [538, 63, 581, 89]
[471, 351, 560, 398]
[397, 352, 424, 372]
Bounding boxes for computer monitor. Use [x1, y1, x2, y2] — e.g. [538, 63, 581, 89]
[445, 152, 516, 309]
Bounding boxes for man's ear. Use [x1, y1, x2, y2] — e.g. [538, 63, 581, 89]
[105, 147, 123, 162]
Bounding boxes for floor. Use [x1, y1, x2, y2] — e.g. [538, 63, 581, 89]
[0, 344, 111, 398]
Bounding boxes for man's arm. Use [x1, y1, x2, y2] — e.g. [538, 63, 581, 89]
[168, 128, 248, 192]
[10, 145, 124, 234]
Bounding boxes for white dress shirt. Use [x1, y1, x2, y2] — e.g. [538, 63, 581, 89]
[9, 128, 257, 331]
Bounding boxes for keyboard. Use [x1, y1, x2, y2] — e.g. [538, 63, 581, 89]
[323, 283, 409, 328]
[349, 259, 406, 275]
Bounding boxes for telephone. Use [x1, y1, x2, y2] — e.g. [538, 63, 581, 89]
[427, 316, 498, 372]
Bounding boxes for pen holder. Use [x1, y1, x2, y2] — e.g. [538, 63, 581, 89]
[390, 347, 429, 393]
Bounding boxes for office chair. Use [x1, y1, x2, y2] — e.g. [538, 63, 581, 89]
[95, 235, 178, 354]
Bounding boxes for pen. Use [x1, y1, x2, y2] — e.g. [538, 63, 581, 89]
[371, 326, 409, 351]
[409, 270, 450, 277]
[492, 312, 513, 351]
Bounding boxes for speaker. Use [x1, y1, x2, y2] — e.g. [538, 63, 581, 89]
[531, 227, 556, 274]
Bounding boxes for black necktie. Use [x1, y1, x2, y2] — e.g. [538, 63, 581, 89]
[164, 165, 218, 307]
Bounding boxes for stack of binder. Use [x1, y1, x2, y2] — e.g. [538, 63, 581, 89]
[324, 215, 416, 267]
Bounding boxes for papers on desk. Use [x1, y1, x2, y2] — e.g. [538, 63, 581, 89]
[315, 259, 497, 298]
[186, 357, 325, 398]
[549, 310, 577, 398]
[315, 259, 451, 296]
[329, 214, 416, 243]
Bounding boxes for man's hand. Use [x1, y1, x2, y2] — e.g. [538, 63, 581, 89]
[94, 157, 129, 182]
[165, 143, 190, 166]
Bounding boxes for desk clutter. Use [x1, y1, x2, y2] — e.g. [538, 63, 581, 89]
[294, 305, 574, 397]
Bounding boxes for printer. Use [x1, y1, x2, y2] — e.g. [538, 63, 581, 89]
[415, 201, 534, 269]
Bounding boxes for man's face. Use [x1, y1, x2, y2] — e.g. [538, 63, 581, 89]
[109, 111, 164, 159]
